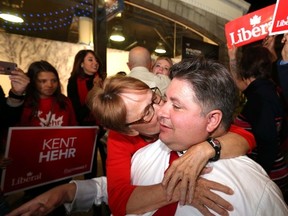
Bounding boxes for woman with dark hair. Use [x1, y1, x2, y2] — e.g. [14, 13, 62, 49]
[67, 50, 107, 179]
[19, 60, 77, 126]
[16, 60, 77, 214]
[67, 50, 105, 126]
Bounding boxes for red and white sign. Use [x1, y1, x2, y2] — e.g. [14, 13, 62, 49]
[270, 0, 288, 35]
[1, 126, 98, 195]
[225, 4, 275, 48]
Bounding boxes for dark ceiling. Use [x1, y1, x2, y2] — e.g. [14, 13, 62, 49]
[0, 0, 201, 57]
[0, 0, 277, 58]
[245, 0, 276, 13]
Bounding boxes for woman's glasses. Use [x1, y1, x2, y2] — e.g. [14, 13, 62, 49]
[125, 87, 163, 126]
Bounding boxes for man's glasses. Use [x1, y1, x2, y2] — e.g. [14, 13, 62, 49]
[126, 87, 163, 126]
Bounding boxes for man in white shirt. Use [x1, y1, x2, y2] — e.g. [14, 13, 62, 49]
[131, 56, 288, 215]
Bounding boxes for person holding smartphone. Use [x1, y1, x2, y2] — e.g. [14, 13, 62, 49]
[0, 68, 30, 150]
[0, 67, 29, 214]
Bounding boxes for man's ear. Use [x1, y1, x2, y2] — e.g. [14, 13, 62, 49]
[127, 62, 131, 70]
[206, 110, 222, 132]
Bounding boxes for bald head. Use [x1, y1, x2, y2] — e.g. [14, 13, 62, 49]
[128, 46, 152, 70]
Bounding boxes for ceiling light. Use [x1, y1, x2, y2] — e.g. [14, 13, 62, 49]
[0, 13, 24, 23]
[110, 25, 125, 42]
[155, 42, 166, 54]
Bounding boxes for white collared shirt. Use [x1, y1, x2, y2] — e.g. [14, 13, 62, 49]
[130, 139, 288, 216]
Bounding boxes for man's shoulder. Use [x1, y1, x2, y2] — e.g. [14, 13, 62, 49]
[204, 156, 286, 213]
[129, 66, 150, 75]
[214, 156, 267, 174]
[209, 156, 273, 189]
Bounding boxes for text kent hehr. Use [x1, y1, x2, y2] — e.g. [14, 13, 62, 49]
[39, 137, 77, 163]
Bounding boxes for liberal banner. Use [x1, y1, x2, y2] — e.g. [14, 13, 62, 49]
[1, 126, 98, 195]
[225, 4, 275, 48]
[270, 0, 288, 35]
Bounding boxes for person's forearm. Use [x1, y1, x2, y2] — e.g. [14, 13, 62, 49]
[126, 183, 176, 214]
[229, 58, 238, 80]
[6, 97, 24, 107]
[47, 183, 76, 205]
[282, 55, 288, 61]
[227, 46, 239, 81]
[195, 130, 250, 161]
[6, 183, 76, 216]
[127, 173, 234, 216]
[63, 183, 77, 202]
[217, 131, 250, 158]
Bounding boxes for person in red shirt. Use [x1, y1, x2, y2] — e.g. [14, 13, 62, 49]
[67, 50, 107, 179]
[17, 60, 78, 215]
[19, 60, 77, 127]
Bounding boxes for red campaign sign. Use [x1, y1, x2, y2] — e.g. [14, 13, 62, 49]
[270, 0, 288, 35]
[225, 4, 275, 48]
[1, 126, 98, 195]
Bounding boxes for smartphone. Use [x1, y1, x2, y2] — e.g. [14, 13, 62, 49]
[0, 61, 17, 75]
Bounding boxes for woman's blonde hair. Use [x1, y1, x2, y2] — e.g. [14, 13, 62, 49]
[152, 56, 173, 68]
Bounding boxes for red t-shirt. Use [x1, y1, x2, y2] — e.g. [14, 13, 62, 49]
[107, 125, 255, 215]
[107, 130, 148, 216]
[19, 97, 77, 126]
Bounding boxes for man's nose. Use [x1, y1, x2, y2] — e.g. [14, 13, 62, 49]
[156, 101, 167, 118]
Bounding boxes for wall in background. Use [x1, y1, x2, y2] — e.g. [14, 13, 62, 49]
[0, 32, 129, 96]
